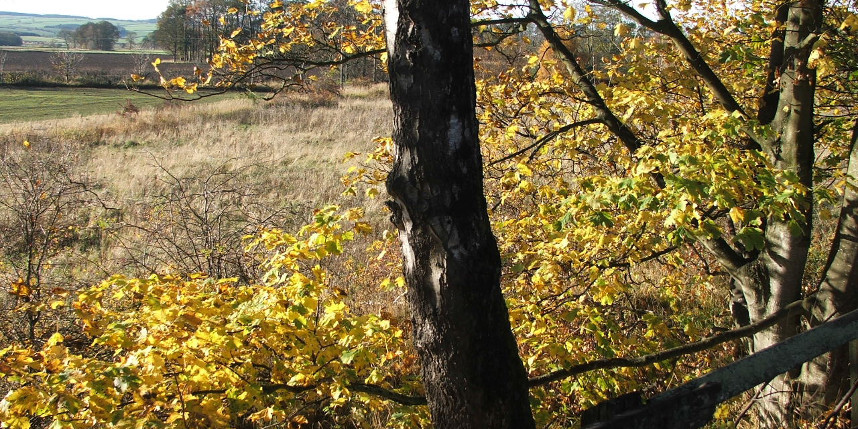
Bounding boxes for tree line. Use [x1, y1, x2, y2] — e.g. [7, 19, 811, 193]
[151, 0, 383, 83]
[57, 21, 121, 51]
[0, 32, 23, 46]
[151, 0, 266, 62]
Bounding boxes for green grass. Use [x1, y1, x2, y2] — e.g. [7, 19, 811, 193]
[0, 12, 156, 39]
[0, 87, 173, 123]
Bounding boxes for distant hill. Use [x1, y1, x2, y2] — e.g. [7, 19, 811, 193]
[0, 11, 157, 45]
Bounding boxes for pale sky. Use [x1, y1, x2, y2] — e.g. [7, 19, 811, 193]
[0, 0, 171, 21]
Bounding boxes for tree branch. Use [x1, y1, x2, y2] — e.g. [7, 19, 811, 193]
[489, 119, 602, 165]
[584, 306, 858, 428]
[527, 0, 644, 155]
[472, 17, 532, 27]
[190, 381, 426, 406]
[697, 237, 750, 279]
[600, 0, 748, 119]
[529, 297, 812, 387]
[349, 382, 428, 406]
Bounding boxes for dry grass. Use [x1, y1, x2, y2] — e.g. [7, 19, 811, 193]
[2, 84, 392, 214]
[0, 84, 397, 296]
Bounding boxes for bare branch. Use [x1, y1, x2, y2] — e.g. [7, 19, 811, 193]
[349, 383, 428, 406]
[191, 381, 426, 406]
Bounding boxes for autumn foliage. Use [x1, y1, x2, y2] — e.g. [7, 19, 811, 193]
[2, 0, 858, 427]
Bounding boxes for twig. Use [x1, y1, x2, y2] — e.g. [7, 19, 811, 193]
[733, 381, 765, 425]
[529, 298, 812, 387]
[818, 377, 858, 429]
[489, 119, 601, 166]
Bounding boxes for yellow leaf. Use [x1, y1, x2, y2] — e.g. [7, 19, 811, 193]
[151, 58, 161, 67]
[288, 372, 308, 386]
[352, 0, 373, 13]
[46, 332, 64, 346]
[563, 7, 576, 21]
[840, 13, 858, 33]
[354, 222, 373, 234]
[10, 279, 31, 297]
[729, 206, 745, 224]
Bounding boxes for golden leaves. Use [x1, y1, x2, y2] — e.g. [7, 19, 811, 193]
[9, 279, 31, 298]
[0, 206, 417, 428]
[563, 7, 576, 22]
[351, 0, 373, 14]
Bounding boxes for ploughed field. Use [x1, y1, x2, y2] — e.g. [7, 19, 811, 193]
[0, 49, 199, 81]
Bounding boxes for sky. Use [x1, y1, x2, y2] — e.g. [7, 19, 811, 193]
[0, 0, 170, 21]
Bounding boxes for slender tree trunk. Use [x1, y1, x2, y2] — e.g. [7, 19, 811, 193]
[383, 0, 535, 427]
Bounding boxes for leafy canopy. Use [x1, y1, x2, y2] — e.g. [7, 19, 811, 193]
[3, 0, 858, 427]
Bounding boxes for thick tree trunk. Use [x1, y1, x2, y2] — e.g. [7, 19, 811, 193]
[802, 121, 858, 419]
[383, 1, 535, 427]
[737, 0, 822, 425]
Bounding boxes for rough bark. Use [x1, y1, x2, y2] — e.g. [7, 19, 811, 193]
[383, 0, 535, 427]
[802, 120, 858, 416]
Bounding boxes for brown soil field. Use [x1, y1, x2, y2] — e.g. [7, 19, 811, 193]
[0, 50, 200, 79]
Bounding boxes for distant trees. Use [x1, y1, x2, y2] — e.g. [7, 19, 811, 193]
[0, 50, 6, 83]
[74, 21, 120, 51]
[0, 32, 23, 47]
[57, 29, 75, 49]
[152, 2, 190, 61]
[153, 0, 263, 62]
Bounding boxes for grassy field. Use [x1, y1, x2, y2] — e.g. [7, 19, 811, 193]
[0, 83, 392, 208]
[0, 11, 156, 39]
[0, 83, 394, 297]
[0, 87, 186, 123]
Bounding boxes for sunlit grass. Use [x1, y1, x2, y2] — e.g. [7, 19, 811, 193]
[0, 87, 171, 123]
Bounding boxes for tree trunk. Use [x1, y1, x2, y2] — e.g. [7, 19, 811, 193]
[802, 120, 858, 419]
[383, 0, 535, 427]
[737, 0, 822, 425]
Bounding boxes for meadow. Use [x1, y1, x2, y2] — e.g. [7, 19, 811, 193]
[1, 83, 391, 210]
[0, 87, 178, 122]
[0, 11, 156, 44]
[0, 82, 398, 330]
